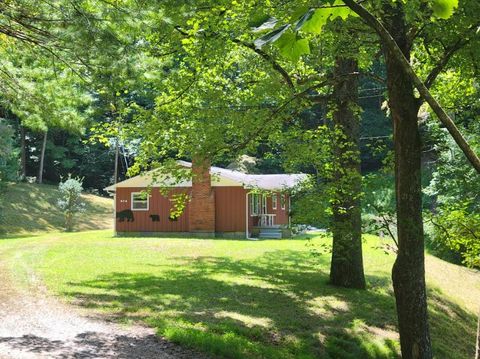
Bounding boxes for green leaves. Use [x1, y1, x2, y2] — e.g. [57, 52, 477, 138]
[329, 0, 358, 21]
[253, 22, 310, 61]
[253, 24, 290, 48]
[297, 8, 331, 34]
[298, 1, 357, 34]
[254, 26, 310, 61]
[276, 33, 310, 61]
[294, 9, 315, 31]
[431, 0, 459, 19]
[254, 1, 358, 62]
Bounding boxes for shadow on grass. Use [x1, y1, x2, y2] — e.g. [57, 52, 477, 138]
[63, 250, 476, 359]
[0, 332, 209, 359]
[0, 183, 111, 233]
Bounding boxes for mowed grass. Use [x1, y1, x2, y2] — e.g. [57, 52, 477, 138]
[0, 231, 479, 359]
[0, 183, 113, 233]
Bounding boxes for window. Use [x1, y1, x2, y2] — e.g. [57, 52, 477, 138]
[272, 194, 277, 210]
[250, 193, 260, 216]
[262, 195, 267, 214]
[131, 192, 149, 210]
[280, 194, 286, 210]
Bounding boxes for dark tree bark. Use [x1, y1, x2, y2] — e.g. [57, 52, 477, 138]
[329, 55, 366, 289]
[38, 131, 47, 184]
[341, 1, 480, 357]
[383, 4, 432, 358]
[114, 138, 119, 184]
[476, 309, 480, 359]
[19, 125, 26, 179]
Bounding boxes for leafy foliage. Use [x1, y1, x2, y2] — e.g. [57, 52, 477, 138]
[422, 53, 480, 268]
[57, 175, 85, 232]
[427, 203, 480, 268]
[0, 119, 18, 184]
[431, 0, 459, 19]
[0, 119, 18, 223]
[26, 129, 118, 192]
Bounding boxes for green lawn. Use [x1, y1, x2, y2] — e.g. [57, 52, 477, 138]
[0, 183, 113, 233]
[0, 230, 478, 358]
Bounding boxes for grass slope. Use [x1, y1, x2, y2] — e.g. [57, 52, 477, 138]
[0, 231, 478, 359]
[0, 183, 113, 234]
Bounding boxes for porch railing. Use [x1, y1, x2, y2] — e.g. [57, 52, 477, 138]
[259, 214, 276, 227]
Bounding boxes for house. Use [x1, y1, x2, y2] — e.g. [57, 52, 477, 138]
[105, 160, 307, 239]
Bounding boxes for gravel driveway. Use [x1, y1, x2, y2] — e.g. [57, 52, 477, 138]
[0, 260, 209, 359]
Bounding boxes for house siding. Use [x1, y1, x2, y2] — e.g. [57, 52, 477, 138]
[272, 193, 290, 225]
[215, 187, 247, 233]
[115, 187, 291, 236]
[116, 186, 248, 234]
[116, 187, 190, 232]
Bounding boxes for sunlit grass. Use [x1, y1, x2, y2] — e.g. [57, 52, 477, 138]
[0, 230, 478, 358]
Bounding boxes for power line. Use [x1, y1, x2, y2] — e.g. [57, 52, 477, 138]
[359, 135, 391, 140]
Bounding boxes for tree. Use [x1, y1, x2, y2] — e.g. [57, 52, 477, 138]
[0, 119, 18, 226]
[343, 0, 480, 174]
[0, 119, 18, 178]
[61, 0, 374, 293]
[422, 85, 480, 358]
[477, 315, 480, 359]
[329, 54, 365, 288]
[0, 0, 139, 184]
[109, 4, 297, 176]
[19, 124, 26, 179]
[325, 18, 366, 289]
[0, 44, 92, 183]
[375, 4, 431, 357]
[339, 1, 480, 357]
[249, 0, 479, 357]
[57, 175, 85, 232]
[269, 11, 369, 290]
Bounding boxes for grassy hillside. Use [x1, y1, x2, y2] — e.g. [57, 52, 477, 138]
[1, 231, 478, 359]
[0, 183, 113, 234]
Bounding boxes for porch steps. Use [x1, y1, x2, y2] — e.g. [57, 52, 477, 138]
[259, 227, 283, 239]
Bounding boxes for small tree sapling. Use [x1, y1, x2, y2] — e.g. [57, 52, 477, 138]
[57, 175, 85, 232]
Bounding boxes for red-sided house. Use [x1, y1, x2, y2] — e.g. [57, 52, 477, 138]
[105, 160, 307, 239]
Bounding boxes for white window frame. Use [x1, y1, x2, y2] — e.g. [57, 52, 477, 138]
[131, 192, 149, 211]
[262, 195, 267, 214]
[272, 194, 277, 210]
[250, 193, 260, 216]
[281, 194, 286, 210]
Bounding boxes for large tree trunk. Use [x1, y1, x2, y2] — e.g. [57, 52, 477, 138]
[329, 55, 366, 289]
[114, 138, 119, 184]
[384, 4, 432, 358]
[19, 125, 26, 179]
[38, 131, 47, 184]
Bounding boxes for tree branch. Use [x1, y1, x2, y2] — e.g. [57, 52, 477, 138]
[343, 0, 480, 174]
[371, 203, 398, 247]
[361, 71, 386, 84]
[173, 24, 296, 90]
[424, 22, 480, 89]
[224, 73, 358, 155]
[232, 39, 295, 90]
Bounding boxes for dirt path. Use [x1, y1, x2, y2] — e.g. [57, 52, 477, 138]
[0, 253, 209, 359]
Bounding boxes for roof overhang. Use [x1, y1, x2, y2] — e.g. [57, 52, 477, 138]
[105, 161, 308, 192]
